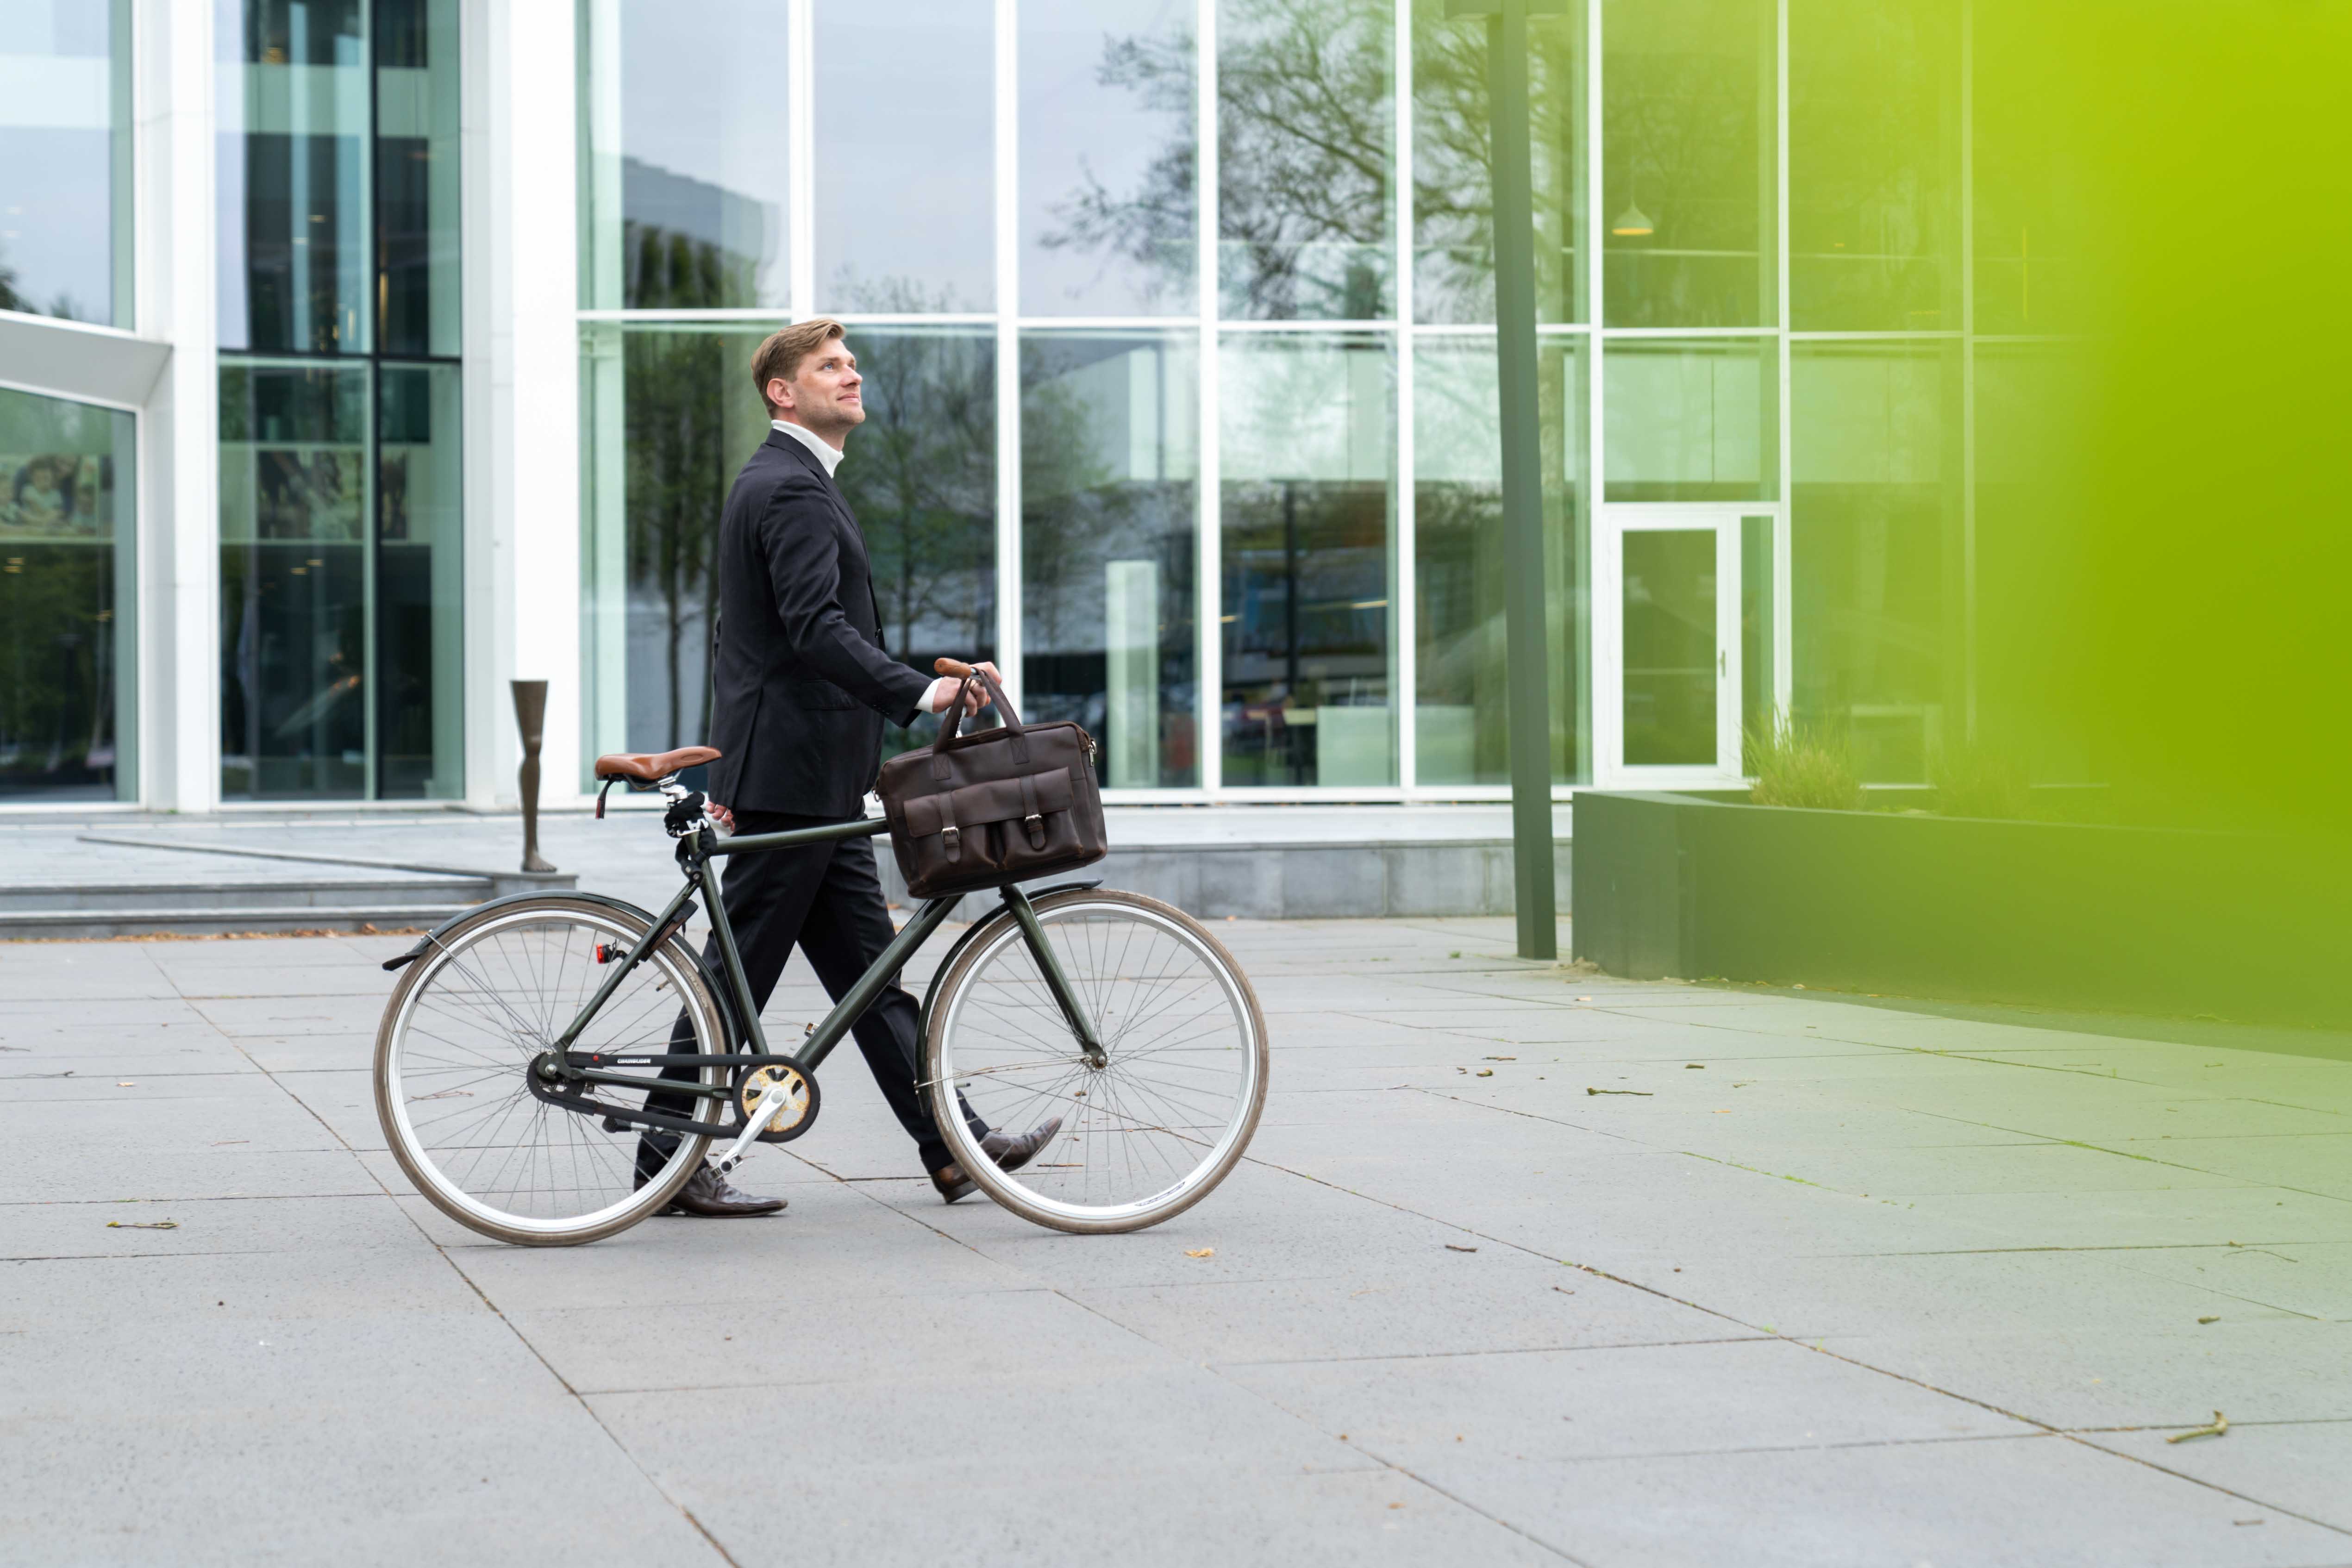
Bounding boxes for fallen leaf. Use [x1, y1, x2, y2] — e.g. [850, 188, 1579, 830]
[1184, 1247, 1214, 1259]
[1388, 1502, 1404, 1510]
[1475, 1068, 1494, 1077]
[116, 1081, 137, 1087]
[1483, 1056, 1516, 1061]
[2198, 1315, 2220, 1324]
[1445, 1243, 1477, 1253]
[1685, 1063, 1705, 1069]
[1587, 1087, 1651, 1096]
[1575, 995, 1593, 1002]
[2167, 1411, 2228, 1444]
[107, 1220, 178, 1231]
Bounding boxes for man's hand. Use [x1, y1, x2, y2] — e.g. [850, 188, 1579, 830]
[706, 800, 736, 833]
[921, 661, 1002, 718]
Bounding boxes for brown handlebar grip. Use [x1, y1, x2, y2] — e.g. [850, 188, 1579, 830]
[934, 657, 976, 677]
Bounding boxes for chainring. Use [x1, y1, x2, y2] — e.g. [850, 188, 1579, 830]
[735, 1062, 820, 1143]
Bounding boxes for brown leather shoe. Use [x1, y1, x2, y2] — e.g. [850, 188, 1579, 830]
[659, 1164, 787, 1217]
[929, 1116, 1065, 1204]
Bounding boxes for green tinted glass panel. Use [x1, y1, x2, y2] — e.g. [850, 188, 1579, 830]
[1601, 0, 1775, 327]
[1621, 528, 1716, 765]
[1789, 0, 1961, 331]
[1603, 337, 1778, 503]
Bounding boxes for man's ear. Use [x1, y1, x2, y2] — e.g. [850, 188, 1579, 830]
[766, 376, 792, 414]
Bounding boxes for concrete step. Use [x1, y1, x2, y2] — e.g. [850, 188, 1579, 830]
[0, 903, 475, 942]
[0, 876, 489, 915]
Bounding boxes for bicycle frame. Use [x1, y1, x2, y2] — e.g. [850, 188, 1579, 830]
[536, 813, 1103, 1177]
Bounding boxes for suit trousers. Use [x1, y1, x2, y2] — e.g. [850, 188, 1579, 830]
[636, 811, 985, 1177]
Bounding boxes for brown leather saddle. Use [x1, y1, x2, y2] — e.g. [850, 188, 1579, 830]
[591, 746, 719, 817]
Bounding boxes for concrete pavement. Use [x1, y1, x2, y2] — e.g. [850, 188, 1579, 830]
[3, 914, 2349, 1566]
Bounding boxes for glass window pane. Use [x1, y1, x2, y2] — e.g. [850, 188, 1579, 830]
[1601, 0, 1775, 327]
[581, 323, 769, 767]
[1789, 0, 1960, 331]
[1970, 6, 2089, 336]
[581, 325, 998, 772]
[1220, 332, 1395, 786]
[1602, 337, 1777, 502]
[1412, 335, 1588, 786]
[375, 0, 462, 353]
[218, 0, 375, 354]
[219, 362, 372, 798]
[1412, 0, 1584, 325]
[1217, 0, 1395, 322]
[582, 0, 792, 312]
[1739, 512, 1775, 748]
[0, 0, 132, 325]
[1020, 0, 1197, 316]
[1022, 331, 1200, 787]
[0, 386, 136, 800]
[375, 363, 462, 797]
[816, 3, 994, 312]
[1790, 340, 1962, 782]
[1620, 527, 1716, 765]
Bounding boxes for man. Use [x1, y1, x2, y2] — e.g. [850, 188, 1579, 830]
[638, 319, 1059, 1216]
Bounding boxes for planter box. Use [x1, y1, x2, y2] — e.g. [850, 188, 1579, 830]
[1570, 791, 2352, 1030]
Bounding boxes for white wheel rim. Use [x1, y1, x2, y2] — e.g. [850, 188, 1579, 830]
[384, 907, 723, 1237]
[935, 901, 1261, 1225]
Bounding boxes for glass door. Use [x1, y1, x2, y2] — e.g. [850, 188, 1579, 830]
[1597, 506, 1777, 787]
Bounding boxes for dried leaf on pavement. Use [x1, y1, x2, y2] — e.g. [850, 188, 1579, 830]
[2167, 1411, 2229, 1443]
[1184, 1247, 1214, 1258]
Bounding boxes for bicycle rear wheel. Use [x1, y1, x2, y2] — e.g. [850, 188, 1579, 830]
[924, 889, 1267, 1234]
[374, 897, 731, 1245]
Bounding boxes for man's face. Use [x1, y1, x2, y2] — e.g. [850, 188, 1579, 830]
[770, 340, 864, 432]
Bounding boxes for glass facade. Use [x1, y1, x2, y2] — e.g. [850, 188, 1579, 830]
[0, 0, 133, 325]
[0, 387, 135, 800]
[576, 0, 2057, 796]
[217, 0, 463, 800]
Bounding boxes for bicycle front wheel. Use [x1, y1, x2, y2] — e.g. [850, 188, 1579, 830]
[374, 897, 732, 1246]
[925, 889, 1267, 1234]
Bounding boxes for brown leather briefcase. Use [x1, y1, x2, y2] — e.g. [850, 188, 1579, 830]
[877, 662, 1107, 900]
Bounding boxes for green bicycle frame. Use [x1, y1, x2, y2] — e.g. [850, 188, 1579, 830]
[548, 815, 1094, 1099]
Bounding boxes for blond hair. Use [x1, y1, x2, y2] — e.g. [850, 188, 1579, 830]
[751, 319, 848, 415]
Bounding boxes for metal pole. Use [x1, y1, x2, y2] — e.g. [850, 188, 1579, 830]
[1483, 0, 1559, 959]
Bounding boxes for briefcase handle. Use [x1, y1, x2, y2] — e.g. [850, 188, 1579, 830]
[931, 658, 1029, 775]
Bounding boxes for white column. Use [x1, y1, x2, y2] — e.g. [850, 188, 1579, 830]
[138, 0, 219, 812]
[477, 0, 584, 804]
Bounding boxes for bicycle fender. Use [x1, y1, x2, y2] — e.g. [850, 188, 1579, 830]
[913, 879, 1107, 1043]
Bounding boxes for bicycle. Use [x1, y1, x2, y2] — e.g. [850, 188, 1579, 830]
[371, 748, 1268, 1246]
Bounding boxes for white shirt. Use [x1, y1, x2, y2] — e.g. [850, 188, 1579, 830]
[771, 418, 845, 477]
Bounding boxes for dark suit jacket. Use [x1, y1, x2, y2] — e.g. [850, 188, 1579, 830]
[705, 429, 933, 816]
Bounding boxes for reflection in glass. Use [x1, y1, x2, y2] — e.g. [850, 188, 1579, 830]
[0, 0, 132, 325]
[581, 323, 767, 763]
[1413, 336, 1587, 786]
[1603, 337, 1777, 502]
[1022, 332, 1199, 787]
[1620, 528, 1716, 765]
[1790, 341, 1962, 781]
[816, 2, 994, 312]
[1412, 0, 1583, 325]
[581, 0, 792, 312]
[0, 387, 135, 800]
[219, 363, 372, 798]
[375, 0, 461, 355]
[219, 0, 374, 354]
[1217, 0, 1394, 321]
[375, 363, 463, 796]
[1601, 0, 1774, 327]
[1789, 0, 1960, 331]
[1220, 334, 1395, 786]
[1021, 0, 1196, 316]
[582, 326, 998, 773]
